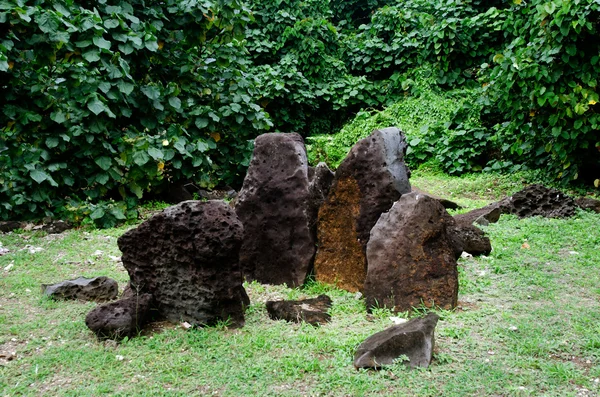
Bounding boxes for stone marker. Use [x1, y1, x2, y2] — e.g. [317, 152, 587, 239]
[236, 133, 319, 287]
[42, 276, 118, 302]
[315, 127, 411, 292]
[266, 295, 332, 326]
[85, 294, 153, 340]
[448, 223, 492, 257]
[364, 192, 458, 312]
[354, 313, 439, 369]
[575, 197, 600, 213]
[118, 200, 249, 328]
[511, 184, 575, 218]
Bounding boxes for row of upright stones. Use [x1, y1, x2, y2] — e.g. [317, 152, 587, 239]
[89, 127, 459, 339]
[237, 128, 458, 312]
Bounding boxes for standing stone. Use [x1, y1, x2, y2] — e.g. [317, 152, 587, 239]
[236, 133, 318, 287]
[314, 127, 411, 292]
[42, 276, 118, 302]
[354, 313, 439, 369]
[118, 200, 249, 328]
[364, 192, 458, 312]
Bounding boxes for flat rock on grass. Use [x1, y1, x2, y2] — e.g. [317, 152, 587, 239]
[448, 223, 492, 256]
[575, 197, 600, 213]
[364, 192, 458, 312]
[510, 184, 575, 218]
[42, 277, 118, 302]
[314, 127, 411, 292]
[118, 200, 249, 328]
[354, 313, 439, 369]
[85, 294, 153, 340]
[266, 295, 332, 326]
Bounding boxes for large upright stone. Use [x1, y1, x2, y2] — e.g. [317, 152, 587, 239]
[118, 200, 249, 328]
[314, 127, 411, 292]
[364, 192, 458, 312]
[236, 133, 321, 287]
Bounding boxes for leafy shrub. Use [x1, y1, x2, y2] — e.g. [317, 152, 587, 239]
[482, 0, 600, 183]
[0, 0, 271, 222]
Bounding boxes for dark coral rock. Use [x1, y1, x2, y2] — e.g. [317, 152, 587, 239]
[85, 294, 153, 340]
[510, 184, 575, 218]
[575, 197, 600, 213]
[266, 295, 332, 326]
[364, 192, 458, 312]
[42, 277, 118, 302]
[118, 200, 249, 328]
[354, 313, 439, 369]
[411, 186, 462, 210]
[454, 198, 511, 226]
[315, 127, 411, 292]
[448, 223, 492, 257]
[236, 133, 316, 287]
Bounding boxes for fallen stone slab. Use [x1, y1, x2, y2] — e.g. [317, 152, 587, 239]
[118, 200, 249, 328]
[454, 199, 510, 226]
[575, 197, 600, 213]
[42, 277, 118, 302]
[354, 313, 439, 369]
[236, 133, 318, 287]
[85, 294, 153, 340]
[266, 295, 332, 326]
[364, 192, 458, 312]
[315, 127, 411, 292]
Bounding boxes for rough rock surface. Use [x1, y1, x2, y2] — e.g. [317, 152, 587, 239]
[454, 199, 510, 226]
[412, 186, 462, 210]
[354, 313, 439, 369]
[314, 127, 411, 292]
[85, 294, 153, 340]
[575, 197, 600, 213]
[236, 133, 317, 287]
[118, 200, 249, 328]
[42, 277, 118, 302]
[364, 192, 458, 312]
[510, 184, 575, 218]
[448, 223, 492, 256]
[266, 295, 332, 326]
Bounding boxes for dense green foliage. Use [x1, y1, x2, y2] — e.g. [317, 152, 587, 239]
[1, 0, 599, 225]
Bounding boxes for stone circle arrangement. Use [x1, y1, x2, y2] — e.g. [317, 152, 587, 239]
[40, 128, 600, 369]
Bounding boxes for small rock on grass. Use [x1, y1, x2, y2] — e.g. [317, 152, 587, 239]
[85, 294, 153, 340]
[266, 295, 333, 326]
[42, 276, 118, 302]
[354, 313, 439, 369]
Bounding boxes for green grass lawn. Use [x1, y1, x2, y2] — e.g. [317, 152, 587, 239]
[1, 171, 599, 396]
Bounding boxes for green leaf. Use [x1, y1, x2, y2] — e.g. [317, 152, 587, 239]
[89, 208, 105, 220]
[197, 141, 209, 152]
[46, 137, 59, 148]
[129, 183, 143, 198]
[168, 97, 181, 110]
[147, 147, 163, 160]
[132, 151, 150, 166]
[104, 19, 120, 29]
[118, 81, 134, 95]
[141, 85, 160, 100]
[50, 111, 66, 124]
[30, 170, 49, 184]
[82, 50, 100, 62]
[145, 40, 159, 52]
[93, 36, 112, 50]
[87, 98, 106, 115]
[195, 118, 209, 129]
[95, 156, 112, 171]
[95, 173, 109, 185]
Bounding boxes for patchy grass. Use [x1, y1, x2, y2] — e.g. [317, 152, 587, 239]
[1, 172, 599, 396]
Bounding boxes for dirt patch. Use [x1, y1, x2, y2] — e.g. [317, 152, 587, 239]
[0, 340, 22, 365]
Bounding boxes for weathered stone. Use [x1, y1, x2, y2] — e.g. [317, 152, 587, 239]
[411, 186, 462, 210]
[575, 197, 600, 213]
[315, 127, 411, 292]
[266, 295, 332, 326]
[0, 221, 27, 233]
[118, 200, 249, 328]
[85, 294, 153, 340]
[354, 313, 439, 369]
[236, 133, 316, 287]
[454, 200, 509, 226]
[448, 223, 492, 257]
[510, 184, 575, 218]
[41, 220, 72, 234]
[42, 277, 118, 302]
[364, 192, 458, 312]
